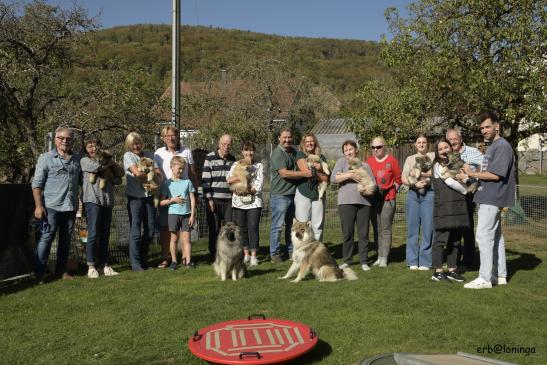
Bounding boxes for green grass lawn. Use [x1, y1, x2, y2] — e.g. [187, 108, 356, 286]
[519, 174, 547, 187]
[2, 229, 546, 365]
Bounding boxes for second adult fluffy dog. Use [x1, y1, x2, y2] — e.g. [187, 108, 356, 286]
[280, 220, 358, 282]
[214, 222, 247, 281]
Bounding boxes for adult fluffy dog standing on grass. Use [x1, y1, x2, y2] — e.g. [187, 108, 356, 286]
[280, 219, 357, 282]
[214, 222, 247, 281]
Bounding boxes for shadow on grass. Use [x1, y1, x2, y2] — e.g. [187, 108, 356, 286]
[0, 276, 38, 296]
[295, 339, 332, 364]
[506, 249, 542, 281]
[326, 241, 407, 265]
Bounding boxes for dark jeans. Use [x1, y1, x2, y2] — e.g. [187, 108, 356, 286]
[206, 199, 232, 258]
[34, 209, 76, 276]
[459, 196, 476, 268]
[233, 207, 261, 251]
[84, 202, 113, 267]
[432, 229, 461, 270]
[127, 195, 156, 271]
[338, 204, 371, 265]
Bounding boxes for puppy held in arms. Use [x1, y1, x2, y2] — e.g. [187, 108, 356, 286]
[439, 151, 480, 194]
[229, 159, 250, 195]
[348, 158, 376, 196]
[88, 149, 125, 190]
[214, 222, 247, 281]
[137, 157, 161, 207]
[280, 220, 357, 282]
[306, 154, 330, 199]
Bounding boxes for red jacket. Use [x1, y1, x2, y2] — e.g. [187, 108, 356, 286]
[366, 155, 402, 201]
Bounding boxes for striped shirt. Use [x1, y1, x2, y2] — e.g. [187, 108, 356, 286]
[201, 150, 235, 200]
[459, 144, 484, 172]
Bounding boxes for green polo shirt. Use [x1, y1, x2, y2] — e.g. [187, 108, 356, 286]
[270, 144, 297, 195]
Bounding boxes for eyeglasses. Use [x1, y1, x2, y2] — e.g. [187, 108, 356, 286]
[371, 145, 384, 150]
[56, 136, 73, 141]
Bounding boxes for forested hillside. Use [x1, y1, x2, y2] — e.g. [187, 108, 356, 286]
[87, 24, 387, 104]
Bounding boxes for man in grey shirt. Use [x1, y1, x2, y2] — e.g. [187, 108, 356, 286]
[32, 126, 81, 281]
[461, 112, 516, 289]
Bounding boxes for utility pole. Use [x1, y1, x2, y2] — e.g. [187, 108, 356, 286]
[172, 0, 181, 132]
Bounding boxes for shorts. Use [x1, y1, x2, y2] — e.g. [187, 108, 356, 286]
[168, 214, 191, 232]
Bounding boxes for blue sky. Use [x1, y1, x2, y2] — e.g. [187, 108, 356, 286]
[52, 0, 412, 41]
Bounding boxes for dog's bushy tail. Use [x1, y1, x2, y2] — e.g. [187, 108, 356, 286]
[342, 267, 358, 281]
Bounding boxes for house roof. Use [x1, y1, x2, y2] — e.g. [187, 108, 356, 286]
[311, 118, 349, 134]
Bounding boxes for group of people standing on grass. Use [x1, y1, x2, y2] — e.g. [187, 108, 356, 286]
[31, 112, 515, 289]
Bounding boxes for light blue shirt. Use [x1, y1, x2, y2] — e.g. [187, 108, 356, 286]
[460, 144, 484, 172]
[31, 149, 81, 212]
[160, 178, 195, 215]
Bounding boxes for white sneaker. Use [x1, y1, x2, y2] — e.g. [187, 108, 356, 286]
[250, 256, 258, 266]
[409, 265, 419, 270]
[418, 266, 430, 271]
[464, 277, 492, 289]
[103, 266, 119, 277]
[492, 277, 507, 285]
[372, 259, 381, 266]
[361, 264, 371, 271]
[244, 255, 251, 264]
[339, 263, 349, 270]
[378, 257, 387, 268]
[87, 267, 99, 279]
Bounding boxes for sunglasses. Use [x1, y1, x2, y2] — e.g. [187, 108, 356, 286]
[371, 145, 384, 150]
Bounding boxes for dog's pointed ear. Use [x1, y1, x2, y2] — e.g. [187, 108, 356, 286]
[293, 218, 297, 224]
[306, 221, 311, 227]
[232, 221, 238, 227]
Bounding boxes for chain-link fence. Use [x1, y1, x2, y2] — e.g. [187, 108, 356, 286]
[42, 135, 547, 267]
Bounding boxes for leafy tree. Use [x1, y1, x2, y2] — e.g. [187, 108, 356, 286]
[350, 0, 546, 147]
[0, 1, 162, 182]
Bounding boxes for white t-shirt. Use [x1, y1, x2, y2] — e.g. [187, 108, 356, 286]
[154, 146, 194, 180]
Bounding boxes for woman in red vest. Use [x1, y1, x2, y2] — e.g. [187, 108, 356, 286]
[366, 136, 402, 267]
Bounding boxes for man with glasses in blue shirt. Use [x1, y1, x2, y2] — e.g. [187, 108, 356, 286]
[32, 126, 81, 281]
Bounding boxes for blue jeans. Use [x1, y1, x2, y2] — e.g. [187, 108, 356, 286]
[34, 208, 76, 276]
[127, 195, 156, 271]
[269, 194, 295, 256]
[405, 189, 434, 267]
[84, 203, 113, 267]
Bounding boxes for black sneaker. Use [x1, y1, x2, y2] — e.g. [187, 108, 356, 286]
[270, 254, 283, 264]
[431, 271, 450, 282]
[185, 261, 196, 269]
[169, 262, 178, 270]
[446, 271, 465, 282]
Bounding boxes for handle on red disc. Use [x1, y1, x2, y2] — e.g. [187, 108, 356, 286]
[239, 352, 262, 359]
[192, 331, 202, 341]
[247, 314, 266, 320]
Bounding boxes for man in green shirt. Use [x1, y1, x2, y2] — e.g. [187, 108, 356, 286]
[269, 128, 312, 263]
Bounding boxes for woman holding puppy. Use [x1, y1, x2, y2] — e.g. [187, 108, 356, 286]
[226, 142, 264, 266]
[430, 138, 468, 282]
[402, 134, 435, 270]
[123, 132, 162, 272]
[81, 136, 122, 278]
[294, 133, 330, 241]
[331, 140, 375, 272]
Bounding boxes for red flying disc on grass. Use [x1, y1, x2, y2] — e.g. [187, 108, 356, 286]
[188, 315, 318, 364]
